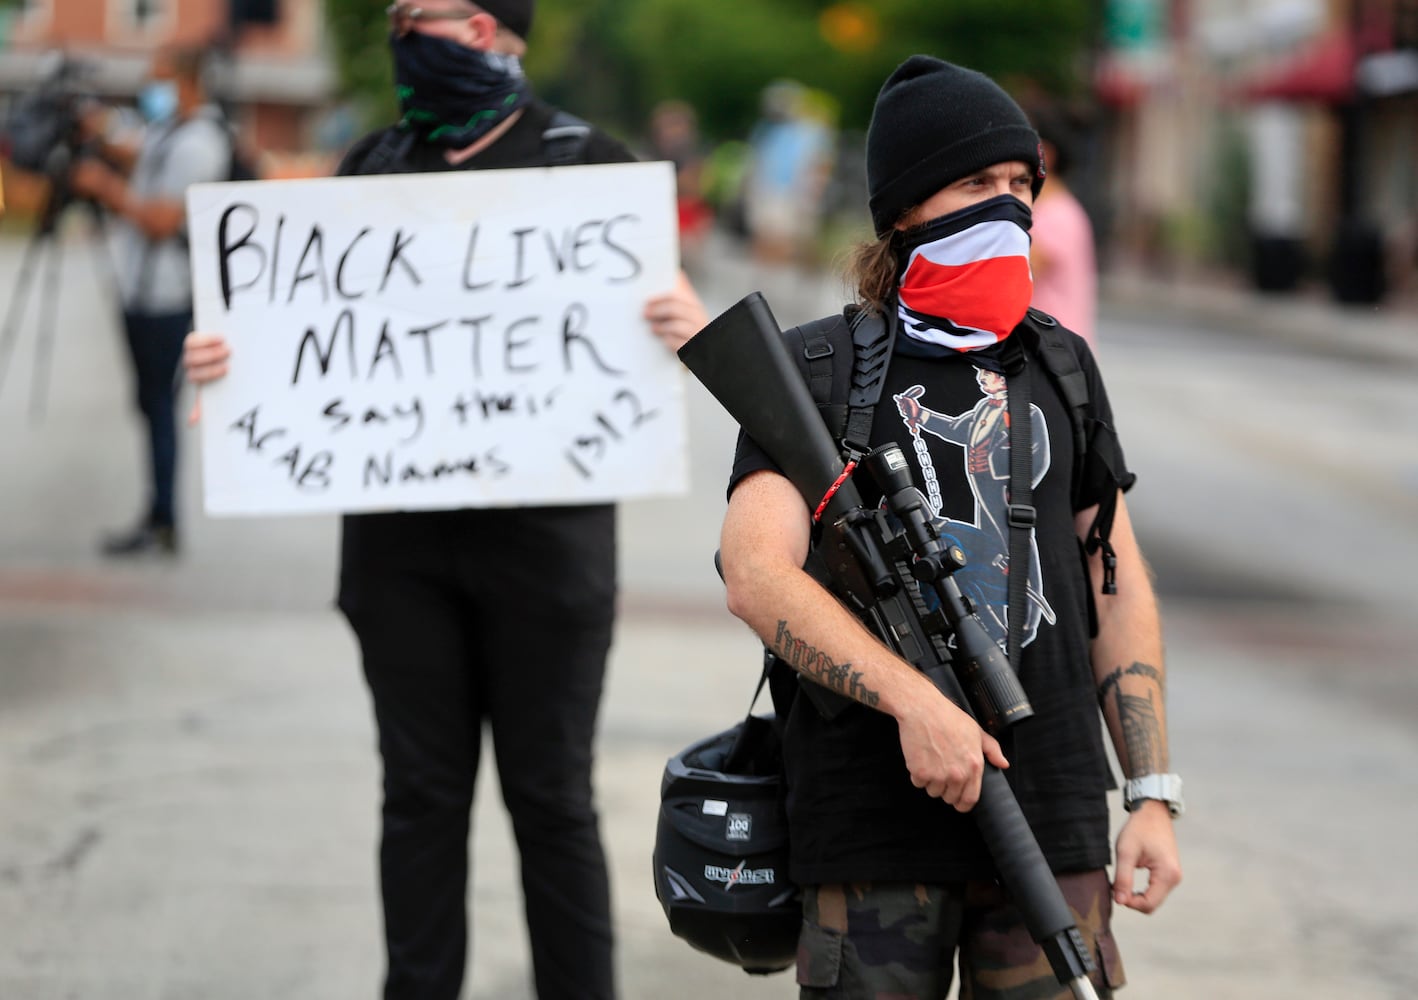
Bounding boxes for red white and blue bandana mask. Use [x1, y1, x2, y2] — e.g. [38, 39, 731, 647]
[896, 194, 1034, 352]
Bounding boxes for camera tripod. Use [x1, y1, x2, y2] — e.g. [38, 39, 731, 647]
[0, 168, 110, 421]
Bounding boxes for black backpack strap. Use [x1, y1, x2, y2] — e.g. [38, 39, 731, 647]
[541, 110, 592, 166]
[343, 127, 418, 177]
[800, 321, 837, 413]
[1022, 308, 1120, 597]
[783, 312, 852, 445]
[782, 306, 894, 455]
[1023, 308, 1089, 490]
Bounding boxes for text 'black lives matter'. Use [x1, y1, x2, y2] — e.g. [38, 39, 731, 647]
[215, 204, 645, 311]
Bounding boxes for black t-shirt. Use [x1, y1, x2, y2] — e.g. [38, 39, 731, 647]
[729, 318, 1130, 884]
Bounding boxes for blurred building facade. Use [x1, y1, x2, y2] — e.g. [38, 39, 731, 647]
[0, 0, 339, 174]
[1094, 0, 1418, 304]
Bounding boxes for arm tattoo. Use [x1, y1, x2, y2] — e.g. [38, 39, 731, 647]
[774, 620, 880, 707]
[1097, 660, 1162, 705]
[1097, 667, 1122, 705]
[1098, 661, 1167, 775]
[1127, 661, 1162, 687]
[1117, 689, 1166, 775]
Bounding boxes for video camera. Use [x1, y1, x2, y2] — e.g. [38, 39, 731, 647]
[2, 53, 98, 177]
[0, 54, 109, 422]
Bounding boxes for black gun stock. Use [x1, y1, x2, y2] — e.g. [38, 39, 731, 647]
[679, 293, 1100, 1000]
[677, 292, 857, 523]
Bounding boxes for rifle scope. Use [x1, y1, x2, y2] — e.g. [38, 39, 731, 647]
[864, 443, 1035, 734]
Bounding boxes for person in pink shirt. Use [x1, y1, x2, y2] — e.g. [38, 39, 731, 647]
[1029, 108, 1098, 348]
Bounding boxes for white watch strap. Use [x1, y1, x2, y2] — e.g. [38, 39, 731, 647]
[1123, 773, 1184, 817]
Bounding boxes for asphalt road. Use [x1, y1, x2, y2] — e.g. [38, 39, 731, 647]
[1, 226, 1417, 999]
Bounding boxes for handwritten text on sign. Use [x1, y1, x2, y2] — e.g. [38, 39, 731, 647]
[187, 161, 686, 516]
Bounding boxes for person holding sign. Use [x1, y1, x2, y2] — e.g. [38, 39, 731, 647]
[184, 3, 706, 999]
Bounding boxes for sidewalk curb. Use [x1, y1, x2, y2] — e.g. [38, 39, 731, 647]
[1100, 274, 1418, 369]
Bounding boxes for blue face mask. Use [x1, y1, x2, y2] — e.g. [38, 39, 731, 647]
[138, 80, 179, 123]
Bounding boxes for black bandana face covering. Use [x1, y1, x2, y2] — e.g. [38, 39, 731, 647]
[391, 30, 532, 148]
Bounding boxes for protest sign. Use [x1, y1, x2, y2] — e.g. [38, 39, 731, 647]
[187, 161, 687, 516]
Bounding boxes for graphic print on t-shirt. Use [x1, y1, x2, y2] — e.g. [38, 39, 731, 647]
[892, 366, 1056, 649]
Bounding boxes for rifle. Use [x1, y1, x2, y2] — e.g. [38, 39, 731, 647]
[678, 292, 1101, 1000]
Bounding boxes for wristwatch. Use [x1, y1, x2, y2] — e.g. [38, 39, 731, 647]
[1122, 773, 1184, 818]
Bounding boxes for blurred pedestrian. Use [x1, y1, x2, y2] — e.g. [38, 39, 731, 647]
[1029, 105, 1098, 347]
[719, 55, 1180, 999]
[68, 45, 232, 556]
[647, 99, 713, 273]
[700, 137, 751, 240]
[742, 80, 835, 266]
[182, 2, 707, 998]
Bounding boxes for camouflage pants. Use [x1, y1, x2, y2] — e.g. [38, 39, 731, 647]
[796, 870, 1125, 1000]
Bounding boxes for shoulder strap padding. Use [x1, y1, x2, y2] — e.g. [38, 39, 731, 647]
[341, 127, 416, 177]
[781, 305, 893, 452]
[541, 109, 592, 166]
[843, 307, 891, 451]
[783, 312, 853, 442]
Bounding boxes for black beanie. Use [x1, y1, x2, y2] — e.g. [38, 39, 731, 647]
[476, 0, 534, 40]
[866, 55, 1044, 236]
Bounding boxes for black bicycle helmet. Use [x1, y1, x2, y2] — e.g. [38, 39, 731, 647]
[653, 713, 799, 975]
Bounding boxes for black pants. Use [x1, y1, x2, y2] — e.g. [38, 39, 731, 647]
[121, 309, 190, 527]
[338, 504, 618, 1000]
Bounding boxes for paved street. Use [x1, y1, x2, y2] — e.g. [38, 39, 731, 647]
[2, 224, 1417, 999]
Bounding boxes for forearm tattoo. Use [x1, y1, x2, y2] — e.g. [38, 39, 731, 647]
[774, 620, 880, 707]
[1097, 660, 1162, 703]
[1098, 661, 1167, 774]
[1118, 689, 1166, 774]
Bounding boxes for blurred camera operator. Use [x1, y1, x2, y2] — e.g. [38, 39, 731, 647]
[69, 44, 231, 557]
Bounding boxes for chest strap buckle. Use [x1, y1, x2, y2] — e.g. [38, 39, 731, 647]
[1008, 503, 1037, 529]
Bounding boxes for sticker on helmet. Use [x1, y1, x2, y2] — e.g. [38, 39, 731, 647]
[705, 860, 776, 889]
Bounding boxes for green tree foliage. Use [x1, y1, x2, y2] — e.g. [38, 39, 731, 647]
[546, 0, 1098, 138]
[321, 0, 1097, 140]
[323, 0, 397, 130]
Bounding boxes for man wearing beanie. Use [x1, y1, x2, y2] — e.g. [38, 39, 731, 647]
[719, 55, 1180, 998]
[183, 3, 707, 998]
